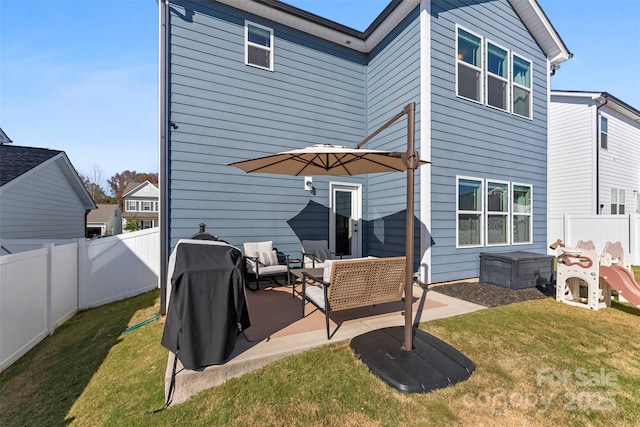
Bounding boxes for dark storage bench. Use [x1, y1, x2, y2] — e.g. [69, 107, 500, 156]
[480, 251, 554, 290]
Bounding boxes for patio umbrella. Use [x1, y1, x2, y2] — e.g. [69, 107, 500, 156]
[229, 102, 474, 393]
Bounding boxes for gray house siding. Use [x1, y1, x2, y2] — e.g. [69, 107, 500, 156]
[364, 7, 422, 261]
[168, 0, 367, 254]
[429, 0, 550, 282]
[0, 160, 88, 239]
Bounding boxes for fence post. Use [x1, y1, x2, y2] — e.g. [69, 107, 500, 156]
[45, 243, 54, 335]
[563, 214, 571, 246]
[77, 238, 88, 310]
[630, 215, 639, 265]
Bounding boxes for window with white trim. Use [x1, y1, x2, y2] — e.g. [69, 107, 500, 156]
[512, 184, 532, 244]
[457, 177, 533, 247]
[486, 181, 509, 245]
[611, 188, 625, 214]
[512, 54, 532, 119]
[245, 21, 273, 71]
[600, 116, 608, 149]
[126, 200, 137, 212]
[457, 177, 484, 247]
[486, 41, 509, 111]
[456, 27, 483, 103]
[456, 26, 533, 119]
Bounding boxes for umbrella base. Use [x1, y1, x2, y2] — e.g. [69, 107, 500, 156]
[350, 326, 475, 393]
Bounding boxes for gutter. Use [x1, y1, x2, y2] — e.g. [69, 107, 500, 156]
[595, 94, 608, 214]
[158, 0, 169, 316]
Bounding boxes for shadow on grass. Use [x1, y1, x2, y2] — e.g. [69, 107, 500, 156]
[611, 299, 640, 317]
[0, 290, 158, 426]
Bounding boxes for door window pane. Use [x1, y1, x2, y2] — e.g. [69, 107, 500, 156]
[335, 190, 352, 256]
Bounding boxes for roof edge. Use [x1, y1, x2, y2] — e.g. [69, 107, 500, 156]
[551, 90, 640, 123]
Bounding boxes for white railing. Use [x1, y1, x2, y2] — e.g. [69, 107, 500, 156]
[548, 214, 639, 264]
[0, 228, 160, 372]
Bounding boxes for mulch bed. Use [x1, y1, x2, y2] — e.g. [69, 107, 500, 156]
[430, 281, 554, 308]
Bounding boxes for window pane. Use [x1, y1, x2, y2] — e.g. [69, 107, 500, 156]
[458, 63, 481, 101]
[513, 215, 531, 243]
[487, 215, 507, 244]
[513, 185, 531, 213]
[459, 179, 482, 211]
[601, 133, 608, 149]
[458, 214, 481, 246]
[487, 43, 507, 78]
[487, 182, 508, 212]
[458, 29, 481, 67]
[513, 86, 530, 118]
[611, 188, 618, 204]
[601, 116, 608, 133]
[488, 76, 507, 110]
[611, 204, 618, 214]
[248, 45, 270, 68]
[248, 25, 270, 47]
[513, 55, 530, 88]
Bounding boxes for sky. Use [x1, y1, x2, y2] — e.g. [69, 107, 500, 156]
[1, 0, 639, 191]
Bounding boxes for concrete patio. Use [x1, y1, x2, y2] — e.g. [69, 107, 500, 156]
[164, 282, 486, 405]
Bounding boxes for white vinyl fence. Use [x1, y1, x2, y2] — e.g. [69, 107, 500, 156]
[548, 214, 639, 264]
[0, 228, 160, 372]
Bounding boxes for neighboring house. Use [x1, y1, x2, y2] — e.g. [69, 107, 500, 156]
[86, 204, 122, 237]
[122, 181, 159, 231]
[549, 91, 640, 216]
[0, 140, 97, 240]
[158, 0, 571, 285]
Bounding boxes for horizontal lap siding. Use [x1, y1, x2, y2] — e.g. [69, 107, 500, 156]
[168, 0, 366, 254]
[548, 98, 595, 215]
[365, 7, 421, 259]
[0, 163, 87, 239]
[598, 108, 640, 215]
[430, 0, 549, 282]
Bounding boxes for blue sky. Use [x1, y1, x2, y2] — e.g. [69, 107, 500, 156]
[1, 0, 639, 189]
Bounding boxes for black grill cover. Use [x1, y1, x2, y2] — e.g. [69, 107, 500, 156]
[161, 240, 250, 370]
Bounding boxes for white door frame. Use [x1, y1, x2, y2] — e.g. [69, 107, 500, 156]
[329, 182, 362, 259]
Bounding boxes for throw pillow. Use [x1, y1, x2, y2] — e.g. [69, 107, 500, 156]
[257, 250, 279, 266]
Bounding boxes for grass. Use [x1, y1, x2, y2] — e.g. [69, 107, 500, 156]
[1, 270, 639, 426]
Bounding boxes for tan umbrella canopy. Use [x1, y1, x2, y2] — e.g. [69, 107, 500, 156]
[229, 143, 428, 176]
[229, 103, 474, 393]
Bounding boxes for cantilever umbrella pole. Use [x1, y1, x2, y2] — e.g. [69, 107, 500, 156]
[403, 103, 416, 352]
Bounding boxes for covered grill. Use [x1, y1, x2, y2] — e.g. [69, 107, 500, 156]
[161, 238, 250, 370]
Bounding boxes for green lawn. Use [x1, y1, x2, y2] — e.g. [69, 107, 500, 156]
[1, 272, 639, 426]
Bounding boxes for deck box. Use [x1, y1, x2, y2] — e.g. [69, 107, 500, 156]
[480, 251, 554, 290]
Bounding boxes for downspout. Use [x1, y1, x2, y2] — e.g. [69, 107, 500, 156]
[158, 0, 169, 316]
[595, 94, 608, 214]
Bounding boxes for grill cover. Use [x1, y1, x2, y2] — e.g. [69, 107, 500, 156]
[161, 240, 250, 369]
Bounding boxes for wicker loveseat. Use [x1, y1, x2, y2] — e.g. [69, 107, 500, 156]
[301, 256, 406, 339]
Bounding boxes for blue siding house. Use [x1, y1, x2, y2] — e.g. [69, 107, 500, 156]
[158, 0, 571, 293]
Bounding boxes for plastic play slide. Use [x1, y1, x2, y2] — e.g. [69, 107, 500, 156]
[599, 265, 640, 309]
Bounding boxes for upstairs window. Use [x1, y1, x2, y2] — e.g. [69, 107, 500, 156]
[611, 188, 625, 214]
[486, 42, 509, 111]
[600, 116, 608, 149]
[245, 21, 273, 71]
[512, 184, 532, 244]
[512, 54, 532, 119]
[457, 27, 483, 103]
[126, 200, 137, 212]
